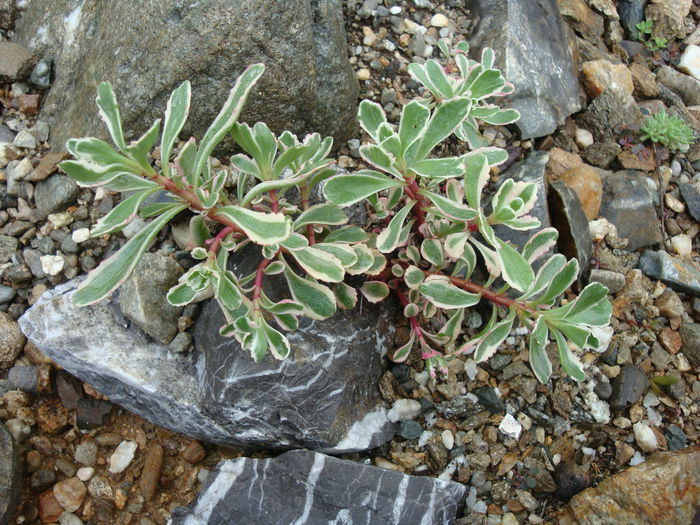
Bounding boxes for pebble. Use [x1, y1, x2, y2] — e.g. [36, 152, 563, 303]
[441, 430, 454, 450]
[139, 444, 163, 501]
[109, 440, 138, 474]
[47, 212, 74, 228]
[59, 511, 84, 525]
[610, 365, 648, 410]
[574, 128, 594, 148]
[40, 254, 65, 276]
[498, 414, 522, 440]
[593, 381, 612, 400]
[588, 269, 625, 294]
[53, 477, 86, 513]
[30, 468, 57, 492]
[356, 68, 371, 81]
[13, 129, 37, 149]
[387, 399, 423, 422]
[678, 44, 700, 81]
[398, 420, 423, 440]
[554, 460, 589, 502]
[430, 13, 449, 28]
[8, 365, 38, 393]
[74, 441, 97, 466]
[671, 234, 692, 256]
[633, 422, 658, 453]
[0, 312, 25, 368]
[76, 467, 94, 482]
[71, 228, 90, 243]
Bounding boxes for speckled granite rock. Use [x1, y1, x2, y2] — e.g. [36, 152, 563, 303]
[19, 278, 396, 452]
[466, 0, 581, 138]
[170, 450, 467, 525]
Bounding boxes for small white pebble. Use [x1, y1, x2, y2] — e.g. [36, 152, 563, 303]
[418, 430, 432, 448]
[389, 5, 401, 14]
[441, 429, 454, 450]
[582, 447, 596, 456]
[633, 422, 658, 453]
[464, 359, 478, 381]
[517, 412, 532, 431]
[12, 157, 33, 179]
[387, 399, 423, 422]
[589, 218, 617, 241]
[76, 467, 94, 481]
[356, 68, 371, 81]
[551, 454, 561, 465]
[403, 19, 420, 34]
[642, 391, 660, 408]
[430, 13, 449, 28]
[40, 255, 64, 276]
[197, 468, 210, 483]
[13, 130, 37, 149]
[665, 193, 685, 213]
[613, 416, 632, 429]
[575, 128, 594, 148]
[109, 440, 138, 474]
[72, 228, 90, 243]
[585, 391, 610, 424]
[647, 406, 663, 427]
[414, 370, 429, 386]
[671, 234, 692, 256]
[502, 513, 519, 525]
[47, 212, 74, 228]
[535, 427, 546, 444]
[499, 413, 522, 440]
[629, 451, 646, 466]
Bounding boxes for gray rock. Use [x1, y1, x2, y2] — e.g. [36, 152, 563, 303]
[589, 269, 625, 294]
[474, 386, 506, 413]
[15, 0, 358, 152]
[0, 0, 16, 30]
[665, 425, 687, 451]
[0, 313, 24, 369]
[22, 249, 44, 279]
[548, 180, 592, 284]
[167, 332, 192, 353]
[0, 42, 34, 83]
[578, 90, 643, 142]
[610, 364, 648, 410]
[599, 171, 662, 252]
[398, 420, 423, 440]
[0, 286, 16, 305]
[593, 381, 612, 400]
[20, 278, 396, 452]
[34, 175, 79, 218]
[170, 450, 466, 525]
[466, 0, 581, 139]
[582, 140, 622, 169]
[679, 323, 700, 371]
[29, 58, 52, 89]
[0, 423, 20, 525]
[554, 460, 589, 502]
[656, 66, 700, 107]
[0, 236, 17, 264]
[74, 441, 97, 467]
[617, 0, 647, 40]
[678, 183, 700, 223]
[639, 250, 700, 297]
[494, 151, 552, 260]
[0, 124, 14, 143]
[7, 366, 38, 394]
[118, 253, 184, 345]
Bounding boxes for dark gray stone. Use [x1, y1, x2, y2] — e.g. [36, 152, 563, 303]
[0, 423, 20, 525]
[170, 450, 467, 525]
[657, 66, 700, 107]
[466, 0, 581, 139]
[599, 171, 662, 252]
[118, 253, 184, 345]
[610, 364, 648, 410]
[29, 58, 52, 89]
[679, 323, 700, 372]
[20, 277, 396, 452]
[617, 0, 648, 40]
[398, 420, 423, 440]
[589, 269, 625, 294]
[0, 236, 17, 264]
[76, 399, 113, 430]
[7, 365, 38, 394]
[0, 124, 14, 143]
[548, 180, 592, 284]
[582, 140, 622, 169]
[665, 425, 687, 451]
[474, 386, 506, 413]
[678, 183, 700, 223]
[494, 151, 552, 261]
[436, 395, 483, 419]
[593, 381, 612, 400]
[0, 42, 34, 83]
[14, 0, 358, 153]
[639, 250, 700, 297]
[34, 175, 79, 218]
[554, 460, 589, 502]
[578, 90, 643, 142]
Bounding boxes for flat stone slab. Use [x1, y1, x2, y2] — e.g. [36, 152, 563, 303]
[19, 280, 396, 452]
[639, 250, 700, 297]
[170, 450, 467, 525]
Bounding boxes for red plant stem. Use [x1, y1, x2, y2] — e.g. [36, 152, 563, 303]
[300, 187, 316, 245]
[394, 286, 429, 346]
[424, 270, 537, 314]
[207, 225, 236, 255]
[269, 189, 280, 213]
[252, 258, 272, 304]
[405, 178, 427, 230]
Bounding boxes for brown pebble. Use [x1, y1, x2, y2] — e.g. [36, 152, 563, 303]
[23, 340, 52, 364]
[18, 93, 40, 115]
[182, 440, 205, 464]
[36, 398, 69, 434]
[139, 444, 164, 501]
[37, 363, 52, 394]
[38, 489, 63, 522]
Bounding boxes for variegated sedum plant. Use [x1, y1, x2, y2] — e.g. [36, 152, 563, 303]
[60, 40, 612, 383]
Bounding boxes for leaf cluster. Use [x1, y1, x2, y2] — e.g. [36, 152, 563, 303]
[639, 111, 696, 152]
[60, 40, 612, 384]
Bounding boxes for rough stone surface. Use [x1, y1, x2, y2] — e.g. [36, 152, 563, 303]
[0, 312, 25, 370]
[118, 253, 184, 345]
[639, 250, 700, 297]
[646, 0, 692, 41]
[656, 66, 700, 107]
[598, 171, 662, 251]
[679, 323, 700, 371]
[19, 278, 396, 452]
[0, 423, 20, 525]
[678, 183, 700, 222]
[548, 180, 592, 282]
[0, 235, 18, 264]
[578, 90, 643, 142]
[610, 364, 648, 410]
[170, 450, 467, 525]
[0, 0, 16, 29]
[33, 175, 79, 218]
[0, 42, 35, 83]
[466, 0, 581, 138]
[556, 165, 603, 221]
[617, 0, 646, 40]
[581, 60, 634, 101]
[560, 446, 700, 524]
[14, 0, 359, 152]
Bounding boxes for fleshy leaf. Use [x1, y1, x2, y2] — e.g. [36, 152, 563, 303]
[215, 206, 292, 246]
[376, 200, 415, 253]
[161, 81, 191, 177]
[419, 275, 481, 309]
[323, 170, 405, 207]
[360, 281, 390, 303]
[283, 267, 337, 320]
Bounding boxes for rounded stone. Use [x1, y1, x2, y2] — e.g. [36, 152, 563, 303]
[0, 312, 25, 369]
